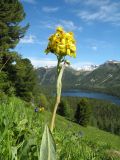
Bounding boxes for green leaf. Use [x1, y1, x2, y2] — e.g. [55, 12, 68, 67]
[11, 147, 17, 160]
[39, 125, 56, 160]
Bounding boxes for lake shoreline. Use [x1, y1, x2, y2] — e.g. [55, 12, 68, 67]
[62, 87, 120, 99]
[62, 89, 120, 106]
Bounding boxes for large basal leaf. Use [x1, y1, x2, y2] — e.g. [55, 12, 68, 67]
[11, 147, 17, 160]
[39, 124, 56, 160]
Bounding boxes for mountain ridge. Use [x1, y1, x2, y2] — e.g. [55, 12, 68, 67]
[36, 61, 120, 97]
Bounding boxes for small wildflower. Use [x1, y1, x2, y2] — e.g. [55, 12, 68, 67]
[39, 107, 45, 112]
[34, 108, 39, 112]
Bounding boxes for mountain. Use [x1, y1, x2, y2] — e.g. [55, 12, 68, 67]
[76, 61, 120, 97]
[36, 61, 120, 97]
[37, 66, 90, 90]
[76, 64, 98, 71]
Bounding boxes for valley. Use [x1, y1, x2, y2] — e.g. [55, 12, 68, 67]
[37, 60, 120, 98]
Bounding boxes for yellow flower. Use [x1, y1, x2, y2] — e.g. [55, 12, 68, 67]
[56, 26, 63, 32]
[59, 44, 65, 49]
[56, 47, 60, 54]
[45, 26, 76, 57]
[70, 44, 76, 52]
[39, 107, 44, 112]
[61, 39, 65, 44]
[67, 49, 70, 55]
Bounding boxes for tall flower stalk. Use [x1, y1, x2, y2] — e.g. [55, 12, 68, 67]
[50, 56, 65, 132]
[45, 26, 76, 132]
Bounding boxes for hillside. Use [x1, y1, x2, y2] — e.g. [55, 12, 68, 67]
[1, 97, 120, 159]
[37, 61, 120, 97]
[77, 62, 120, 97]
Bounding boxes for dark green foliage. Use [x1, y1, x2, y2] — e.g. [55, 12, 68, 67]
[39, 90, 120, 135]
[0, 0, 28, 95]
[63, 96, 120, 135]
[13, 58, 38, 101]
[0, 71, 10, 93]
[0, 54, 40, 101]
[57, 100, 72, 119]
[0, 52, 19, 94]
[0, 0, 28, 52]
[57, 100, 66, 116]
[0, 91, 8, 104]
[91, 104, 120, 135]
[0, 1, 40, 101]
[74, 98, 91, 126]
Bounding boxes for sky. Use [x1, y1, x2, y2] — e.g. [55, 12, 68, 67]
[16, 0, 120, 69]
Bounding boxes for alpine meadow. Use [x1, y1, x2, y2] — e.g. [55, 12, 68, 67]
[0, 0, 120, 160]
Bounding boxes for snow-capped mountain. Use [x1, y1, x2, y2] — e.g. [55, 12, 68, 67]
[76, 64, 99, 71]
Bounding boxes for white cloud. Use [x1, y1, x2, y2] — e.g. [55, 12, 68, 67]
[29, 57, 57, 68]
[76, 1, 120, 25]
[21, 0, 36, 4]
[20, 35, 46, 45]
[40, 19, 83, 31]
[42, 6, 59, 13]
[20, 35, 36, 44]
[57, 20, 82, 31]
[92, 46, 97, 51]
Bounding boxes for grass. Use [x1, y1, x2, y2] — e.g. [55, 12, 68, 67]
[0, 97, 120, 159]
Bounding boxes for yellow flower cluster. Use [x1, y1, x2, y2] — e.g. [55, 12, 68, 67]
[39, 107, 44, 112]
[45, 26, 76, 57]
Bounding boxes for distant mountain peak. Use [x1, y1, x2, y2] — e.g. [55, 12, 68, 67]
[105, 60, 120, 64]
[75, 64, 98, 71]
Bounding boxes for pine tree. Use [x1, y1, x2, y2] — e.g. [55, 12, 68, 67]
[74, 98, 91, 127]
[57, 100, 70, 117]
[0, 0, 28, 74]
[57, 101, 66, 116]
[0, 0, 28, 95]
[0, 1, 41, 102]
[0, 0, 28, 53]
[14, 58, 38, 101]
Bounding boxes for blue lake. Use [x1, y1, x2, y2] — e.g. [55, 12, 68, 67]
[62, 90, 120, 105]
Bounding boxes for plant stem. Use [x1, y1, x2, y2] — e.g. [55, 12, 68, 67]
[50, 60, 65, 132]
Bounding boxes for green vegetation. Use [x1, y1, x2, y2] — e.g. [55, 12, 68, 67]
[0, 0, 41, 102]
[56, 97, 120, 136]
[0, 97, 120, 159]
[74, 98, 91, 126]
[57, 100, 70, 118]
[1, 1, 120, 159]
[90, 104, 120, 135]
[0, 0, 28, 52]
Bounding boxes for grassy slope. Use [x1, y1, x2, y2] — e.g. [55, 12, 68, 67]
[0, 97, 120, 159]
[56, 115, 120, 150]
